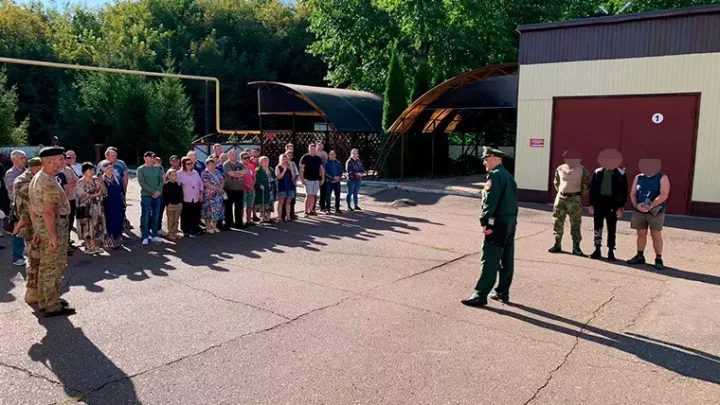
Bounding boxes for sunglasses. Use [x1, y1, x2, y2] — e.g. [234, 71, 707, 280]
[242, 157, 250, 160]
[184, 162, 193, 166]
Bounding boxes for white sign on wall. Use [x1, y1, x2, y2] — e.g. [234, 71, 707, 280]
[652, 113, 664, 124]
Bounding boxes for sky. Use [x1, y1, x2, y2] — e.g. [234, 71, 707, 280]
[16, 0, 110, 10]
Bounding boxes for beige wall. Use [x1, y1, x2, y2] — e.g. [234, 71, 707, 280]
[515, 53, 720, 203]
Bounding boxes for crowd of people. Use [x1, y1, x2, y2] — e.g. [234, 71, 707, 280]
[2, 141, 367, 262]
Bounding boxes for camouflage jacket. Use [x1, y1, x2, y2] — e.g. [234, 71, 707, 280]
[12, 169, 34, 240]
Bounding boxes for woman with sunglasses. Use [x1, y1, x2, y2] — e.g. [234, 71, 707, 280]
[177, 156, 204, 236]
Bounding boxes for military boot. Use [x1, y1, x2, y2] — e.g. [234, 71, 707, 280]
[25, 288, 38, 305]
[572, 242, 585, 257]
[590, 247, 602, 260]
[548, 240, 562, 253]
[607, 248, 616, 262]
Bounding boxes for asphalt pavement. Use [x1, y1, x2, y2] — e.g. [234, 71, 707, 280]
[1, 181, 719, 405]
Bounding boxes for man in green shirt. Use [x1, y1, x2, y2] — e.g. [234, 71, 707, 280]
[137, 151, 165, 245]
[462, 147, 519, 308]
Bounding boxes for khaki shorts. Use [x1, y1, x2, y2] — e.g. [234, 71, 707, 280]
[630, 211, 665, 231]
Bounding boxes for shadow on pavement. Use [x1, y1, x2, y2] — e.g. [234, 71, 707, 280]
[61, 208, 438, 293]
[29, 315, 140, 404]
[484, 303, 720, 385]
[0, 257, 26, 303]
[520, 202, 720, 234]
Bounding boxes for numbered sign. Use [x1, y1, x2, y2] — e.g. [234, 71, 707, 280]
[652, 113, 664, 124]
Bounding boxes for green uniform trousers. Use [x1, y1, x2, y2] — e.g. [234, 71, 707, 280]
[37, 218, 69, 312]
[474, 218, 517, 296]
[553, 195, 582, 244]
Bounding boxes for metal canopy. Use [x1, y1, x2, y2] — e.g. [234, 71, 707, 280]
[388, 64, 518, 134]
[248, 81, 384, 133]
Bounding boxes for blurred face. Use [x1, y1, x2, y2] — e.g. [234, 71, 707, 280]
[188, 152, 197, 162]
[106, 150, 118, 162]
[220, 153, 228, 163]
[253, 150, 260, 158]
[260, 159, 269, 168]
[241, 154, 250, 163]
[183, 160, 194, 171]
[286, 152, 293, 160]
[207, 160, 216, 170]
[229, 151, 238, 162]
[286, 145, 293, 152]
[66, 151, 76, 164]
[155, 157, 162, 166]
[598, 149, 623, 170]
[168, 171, 177, 181]
[329, 151, 336, 160]
[351, 151, 358, 159]
[103, 165, 114, 176]
[30, 165, 42, 175]
[83, 167, 95, 178]
[317, 143, 324, 152]
[639, 158, 661, 176]
[214, 145, 223, 155]
[144, 155, 155, 165]
[281, 155, 289, 164]
[309, 145, 316, 155]
[12, 154, 26, 168]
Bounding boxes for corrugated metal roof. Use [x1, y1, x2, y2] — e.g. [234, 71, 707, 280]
[517, 3, 720, 32]
[249, 81, 384, 133]
[519, 4, 720, 64]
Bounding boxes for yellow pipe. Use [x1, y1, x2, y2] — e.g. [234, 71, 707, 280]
[0, 56, 245, 135]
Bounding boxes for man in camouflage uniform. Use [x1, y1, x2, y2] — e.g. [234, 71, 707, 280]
[461, 147, 518, 307]
[549, 149, 590, 256]
[11, 158, 43, 305]
[29, 147, 75, 317]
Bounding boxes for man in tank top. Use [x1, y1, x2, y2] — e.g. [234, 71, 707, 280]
[627, 156, 670, 270]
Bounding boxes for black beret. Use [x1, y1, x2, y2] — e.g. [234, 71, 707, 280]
[38, 147, 65, 158]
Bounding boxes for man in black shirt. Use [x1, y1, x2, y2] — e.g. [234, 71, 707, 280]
[300, 143, 325, 216]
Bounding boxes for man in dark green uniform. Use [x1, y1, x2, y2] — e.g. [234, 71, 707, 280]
[461, 147, 519, 308]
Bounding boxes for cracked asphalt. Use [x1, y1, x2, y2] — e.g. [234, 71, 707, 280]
[1, 181, 720, 405]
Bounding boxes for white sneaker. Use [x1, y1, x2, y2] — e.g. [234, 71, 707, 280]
[158, 230, 168, 237]
[13, 259, 26, 266]
[152, 236, 164, 243]
[142, 238, 149, 245]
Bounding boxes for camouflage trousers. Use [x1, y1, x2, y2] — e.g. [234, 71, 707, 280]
[553, 195, 582, 244]
[23, 232, 41, 304]
[37, 218, 69, 312]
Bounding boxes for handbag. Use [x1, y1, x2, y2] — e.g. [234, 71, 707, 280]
[2, 206, 18, 234]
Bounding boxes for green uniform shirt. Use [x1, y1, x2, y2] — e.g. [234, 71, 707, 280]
[601, 169, 613, 196]
[480, 164, 518, 227]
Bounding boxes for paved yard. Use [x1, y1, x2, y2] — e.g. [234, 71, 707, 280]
[1, 181, 719, 405]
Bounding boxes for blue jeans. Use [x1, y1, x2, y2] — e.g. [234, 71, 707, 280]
[140, 195, 163, 239]
[12, 235, 25, 262]
[347, 181, 361, 208]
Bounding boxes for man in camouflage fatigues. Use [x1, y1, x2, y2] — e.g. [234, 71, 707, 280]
[549, 149, 590, 256]
[29, 147, 75, 317]
[11, 158, 43, 305]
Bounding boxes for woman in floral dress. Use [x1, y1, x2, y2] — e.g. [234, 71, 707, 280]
[76, 162, 107, 254]
[201, 158, 224, 234]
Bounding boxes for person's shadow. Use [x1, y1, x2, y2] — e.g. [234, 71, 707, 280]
[29, 315, 141, 404]
[483, 303, 720, 385]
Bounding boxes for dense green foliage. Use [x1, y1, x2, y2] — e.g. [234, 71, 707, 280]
[0, 69, 28, 146]
[0, 0, 325, 161]
[0, 0, 715, 168]
[381, 44, 407, 177]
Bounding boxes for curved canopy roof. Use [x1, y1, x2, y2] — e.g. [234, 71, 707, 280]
[248, 81, 384, 133]
[389, 64, 518, 134]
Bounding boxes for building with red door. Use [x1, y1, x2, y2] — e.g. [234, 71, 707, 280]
[514, 5, 720, 217]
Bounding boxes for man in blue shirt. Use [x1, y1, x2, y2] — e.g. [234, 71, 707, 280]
[324, 150, 343, 214]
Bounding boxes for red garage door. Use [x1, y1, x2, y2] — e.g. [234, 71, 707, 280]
[551, 94, 699, 215]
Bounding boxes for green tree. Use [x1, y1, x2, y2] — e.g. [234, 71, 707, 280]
[147, 58, 195, 158]
[381, 44, 406, 178]
[0, 69, 28, 146]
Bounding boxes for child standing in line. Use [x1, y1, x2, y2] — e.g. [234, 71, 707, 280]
[163, 169, 184, 240]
